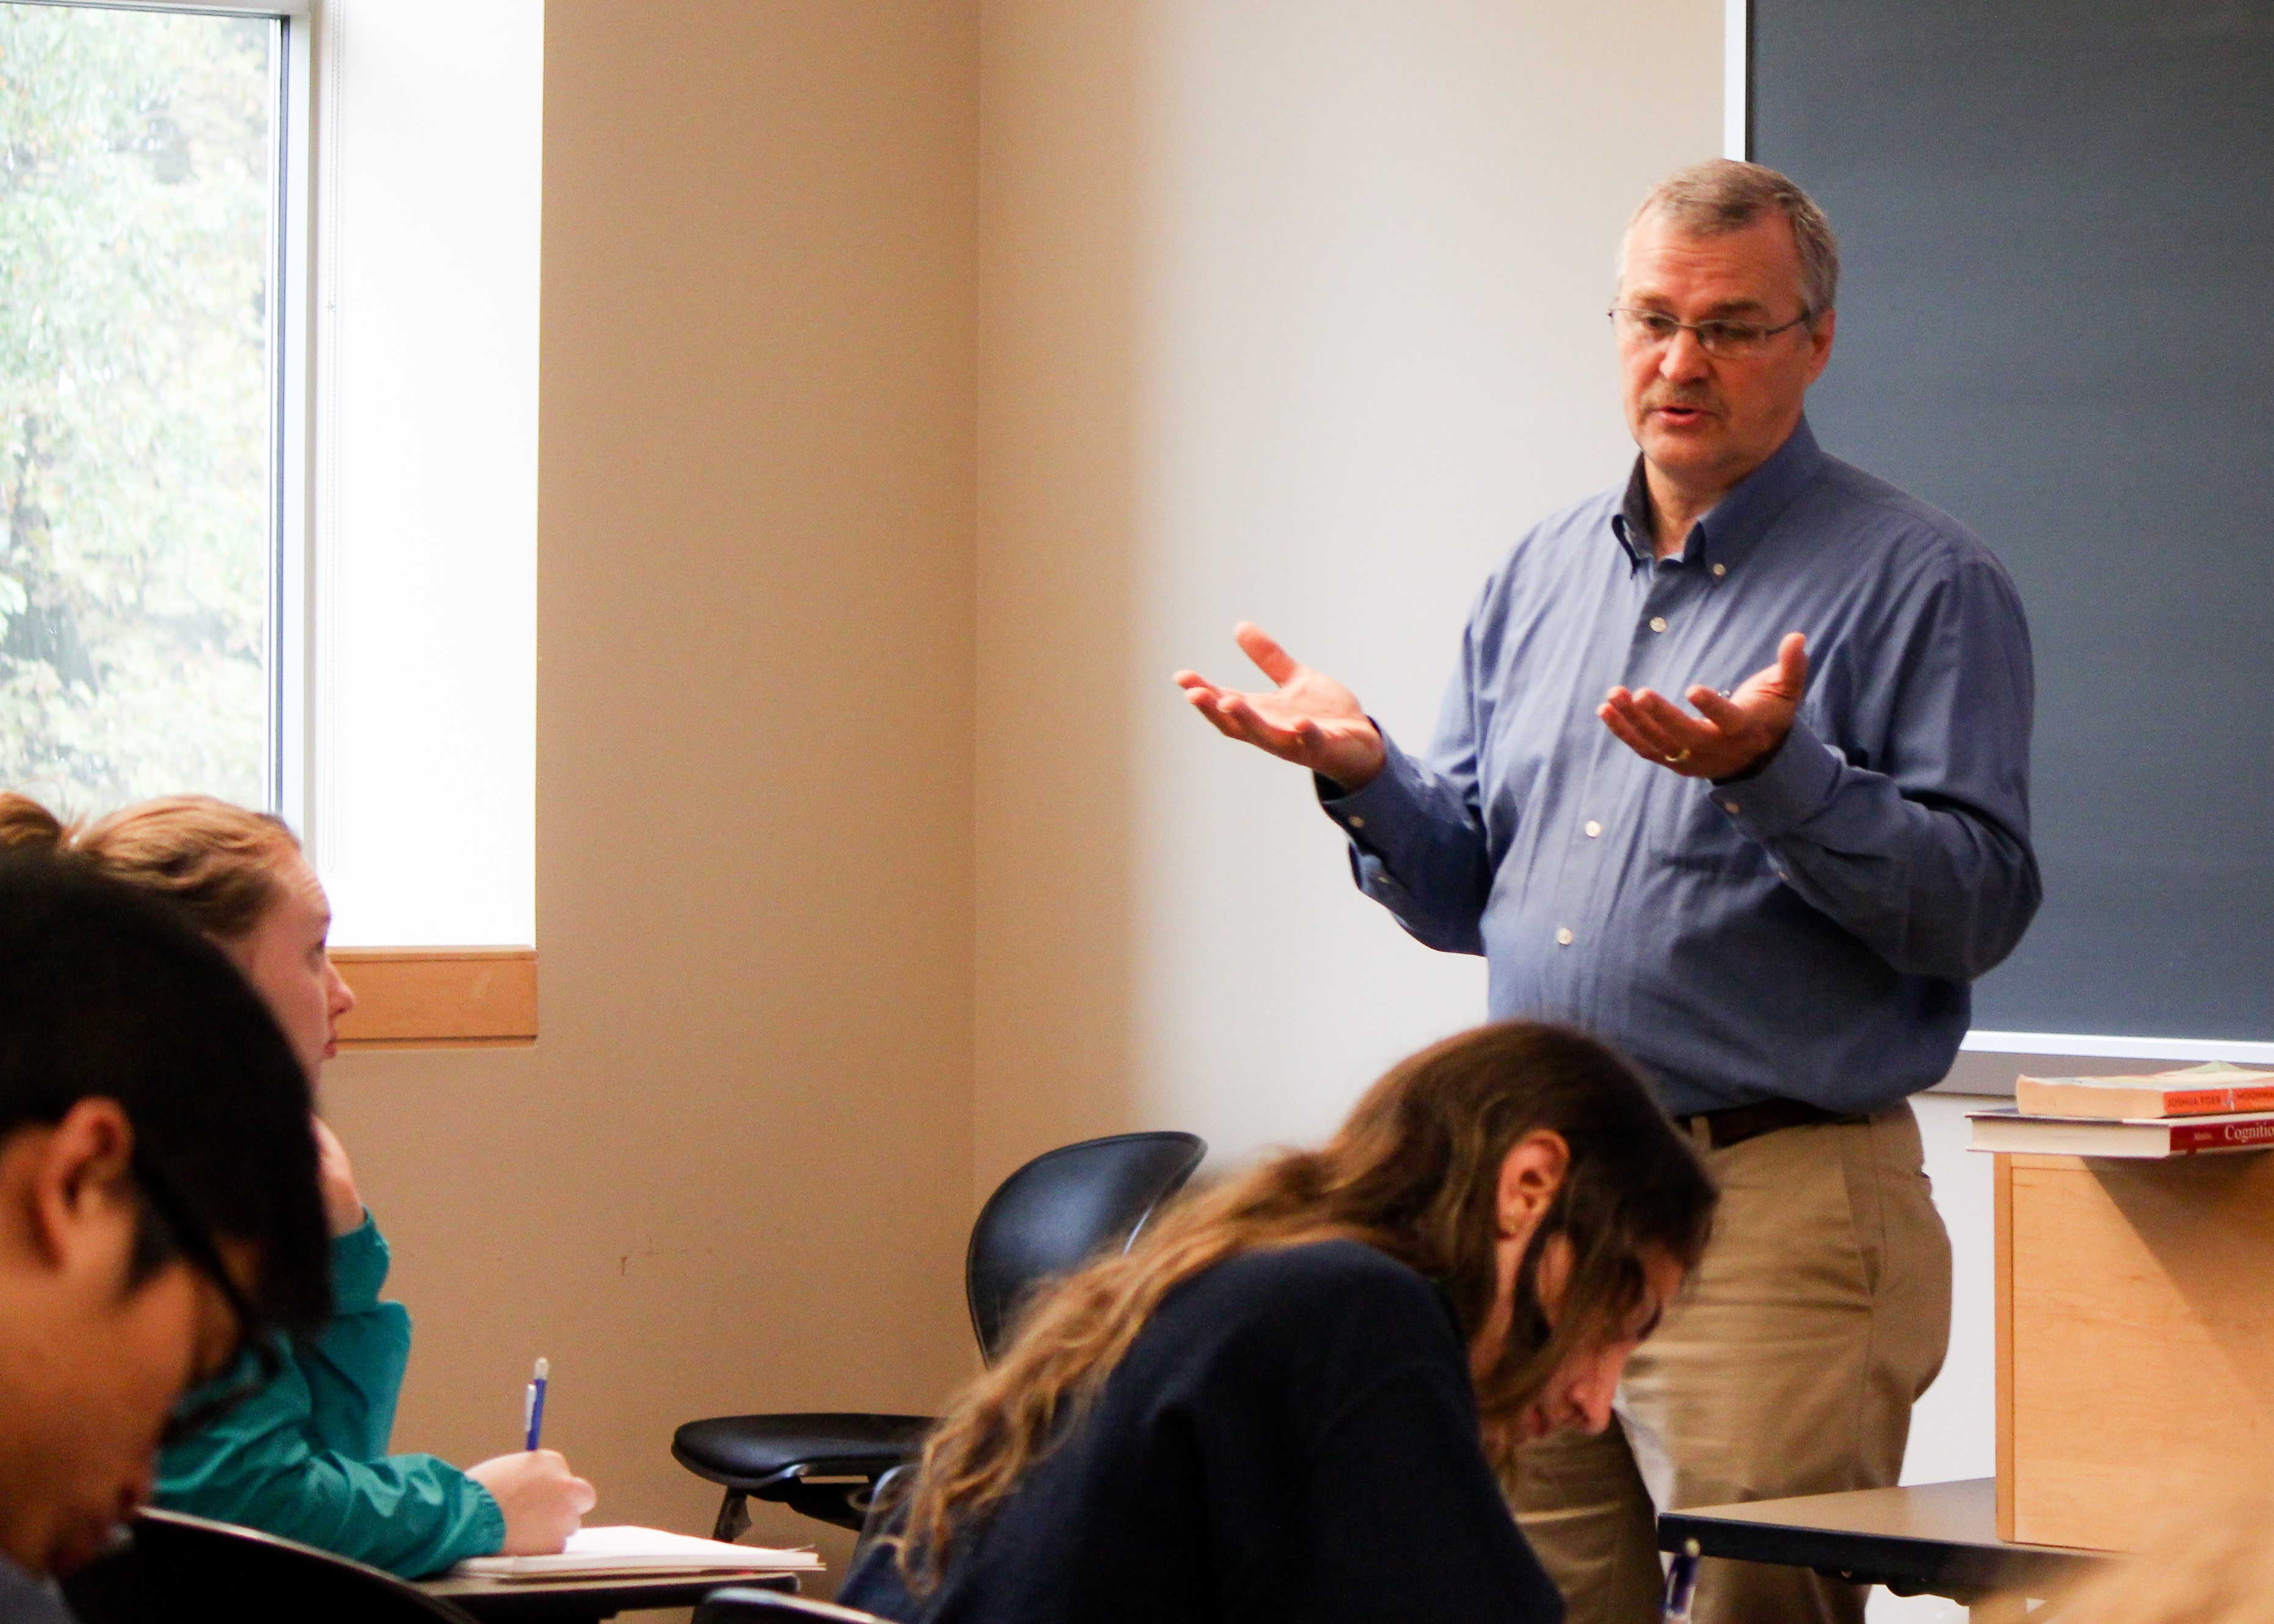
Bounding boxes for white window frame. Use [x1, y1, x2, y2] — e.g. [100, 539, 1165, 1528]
[17, 0, 542, 963]
[16, 0, 537, 1039]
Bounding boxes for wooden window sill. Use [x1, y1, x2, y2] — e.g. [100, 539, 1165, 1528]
[331, 948, 537, 1050]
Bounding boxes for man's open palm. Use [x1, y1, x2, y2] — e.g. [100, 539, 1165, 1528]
[1175, 623, 1387, 791]
[1598, 631, 1810, 780]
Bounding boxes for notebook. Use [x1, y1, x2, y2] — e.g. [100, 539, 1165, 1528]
[450, 1524, 823, 1582]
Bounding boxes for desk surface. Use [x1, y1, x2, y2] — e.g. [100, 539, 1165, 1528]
[418, 1567, 798, 1623]
[1658, 1479, 2112, 1601]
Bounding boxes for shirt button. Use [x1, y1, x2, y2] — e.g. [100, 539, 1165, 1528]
[1723, 800, 1742, 815]
[1649, 616, 1668, 633]
[1348, 816, 1364, 829]
[1555, 927, 1574, 946]
[1711, 562, 1727, 578]
[1584, 820, 1602, 838]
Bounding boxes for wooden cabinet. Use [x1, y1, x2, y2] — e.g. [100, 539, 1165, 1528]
[1994, 1151, 2274, 1550]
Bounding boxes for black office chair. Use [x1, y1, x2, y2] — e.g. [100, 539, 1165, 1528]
[64, 1507, 480, 1624]
[673, 1130, 1205, 1539]
[849, 1462, 914, 1570]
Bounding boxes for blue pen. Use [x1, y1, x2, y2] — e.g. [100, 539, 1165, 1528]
[523, 1357, 549, 1451]
[1662, 1539, 1701, 1624]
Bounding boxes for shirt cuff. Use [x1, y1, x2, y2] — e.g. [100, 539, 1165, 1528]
[329, 1214, 393, 1313]
[1707, 715, 1843, 841]
[1315, 726, 1418, 832]
[462, 1479, 509, 1561]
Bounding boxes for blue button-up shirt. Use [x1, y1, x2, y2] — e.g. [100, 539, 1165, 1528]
[1323, 419, 2040, 1117]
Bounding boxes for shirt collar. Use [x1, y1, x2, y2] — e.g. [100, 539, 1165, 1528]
[1609, 415, 1828, 571]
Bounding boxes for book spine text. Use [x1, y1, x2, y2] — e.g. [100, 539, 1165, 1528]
[2173, 1118, 2274, 1152]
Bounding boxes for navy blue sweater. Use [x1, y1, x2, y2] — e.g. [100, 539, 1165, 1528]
[841, 1239, 1563, 1624]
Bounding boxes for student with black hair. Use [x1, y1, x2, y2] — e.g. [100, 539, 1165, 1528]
[0, 850, 333, 1624]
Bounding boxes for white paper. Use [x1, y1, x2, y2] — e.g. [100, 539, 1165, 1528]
[451, 1525, 821, 1581]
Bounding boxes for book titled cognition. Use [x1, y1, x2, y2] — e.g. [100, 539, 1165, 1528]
[1968, 1106, 2274, 1159]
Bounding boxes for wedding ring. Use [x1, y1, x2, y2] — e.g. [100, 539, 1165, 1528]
[1666, 748, 1693, 764]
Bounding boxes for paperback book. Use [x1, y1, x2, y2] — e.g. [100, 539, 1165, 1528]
[2013, 1061, 2274, 1121]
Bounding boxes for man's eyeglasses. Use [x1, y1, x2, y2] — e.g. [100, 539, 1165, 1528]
[1608, 306, 1814, 359]
[132, 1152, 286, 1447]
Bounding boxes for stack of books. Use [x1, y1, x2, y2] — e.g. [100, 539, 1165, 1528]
[1967, 1062, 2274, 1157]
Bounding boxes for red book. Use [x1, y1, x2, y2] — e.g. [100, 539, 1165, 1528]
[1969, 1107, 2274, 1159]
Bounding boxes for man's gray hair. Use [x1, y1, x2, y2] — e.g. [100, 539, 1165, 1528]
[1622, 159, 1840, 319]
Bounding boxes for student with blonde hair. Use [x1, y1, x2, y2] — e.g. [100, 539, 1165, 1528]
[0, 792, 595, 1578]
[841, 1020, 1718, 1624]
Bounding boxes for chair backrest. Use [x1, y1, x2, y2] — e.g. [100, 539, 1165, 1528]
[965, 1130, 1205, 1363]
[64, 1507, 479, 1624]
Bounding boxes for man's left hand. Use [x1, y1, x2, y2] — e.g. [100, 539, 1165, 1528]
[1598, 631, 1809, 780]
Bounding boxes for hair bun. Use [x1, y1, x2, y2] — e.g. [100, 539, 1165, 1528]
[0, 793, 68, 853]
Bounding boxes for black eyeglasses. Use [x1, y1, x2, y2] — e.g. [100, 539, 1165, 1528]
[1608, 306, 1813, 358]
[132, 1153, 286, 1446]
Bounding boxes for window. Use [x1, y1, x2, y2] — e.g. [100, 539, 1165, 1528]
[0, 0, 292, 811]
[4, 0, 542, 1041]
[4, 0, 539, 930]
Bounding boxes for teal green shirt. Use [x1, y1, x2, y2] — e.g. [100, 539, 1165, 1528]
[154, 1216, 505, 1578]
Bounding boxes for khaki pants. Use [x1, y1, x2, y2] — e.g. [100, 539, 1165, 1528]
[1509, 1104, 1952, 1624]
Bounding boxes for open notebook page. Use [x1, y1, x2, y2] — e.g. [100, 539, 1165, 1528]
[451, 1524, 823, 1581]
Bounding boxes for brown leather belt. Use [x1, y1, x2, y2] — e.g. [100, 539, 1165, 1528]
[1676, 1097, 1864, 1150]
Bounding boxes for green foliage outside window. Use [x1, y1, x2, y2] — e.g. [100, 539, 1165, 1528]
[0, 3, 273, 816]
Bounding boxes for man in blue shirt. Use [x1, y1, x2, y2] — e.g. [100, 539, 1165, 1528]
[1177, 160, 2037, 1624]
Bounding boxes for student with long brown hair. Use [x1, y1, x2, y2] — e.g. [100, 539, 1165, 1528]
[0, 792, 595, 1578]
[840, 1021, 1718, 1624]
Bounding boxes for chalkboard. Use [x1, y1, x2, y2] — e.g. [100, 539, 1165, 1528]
[1750, 0, 2274, 1042]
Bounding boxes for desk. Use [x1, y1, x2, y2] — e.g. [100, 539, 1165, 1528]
[1658, 1479, 2110, 1623]
[417, 1568, 798, 1623]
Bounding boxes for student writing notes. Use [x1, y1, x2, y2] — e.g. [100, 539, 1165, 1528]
[0, 794, 596, 1579]
[840, 1022, 1717, 1624]
[0, 852, 332, 1624]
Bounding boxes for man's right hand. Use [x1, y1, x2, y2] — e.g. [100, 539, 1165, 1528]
[467, 1451, 598, 1555]
[1174, 623, 1387, 791]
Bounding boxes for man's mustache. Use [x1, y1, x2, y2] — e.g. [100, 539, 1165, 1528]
[1644, 390, 1721, 413]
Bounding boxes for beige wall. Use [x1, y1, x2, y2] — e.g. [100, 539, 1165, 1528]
[305, 14, 2030, 1619]
[973, 1, 1149, 1195]
[330, 0, 1729, 1542]
[975, 0, 1726, 1191]
[322, 0, 982, 1579]
[314, 0, 2027, 1603]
